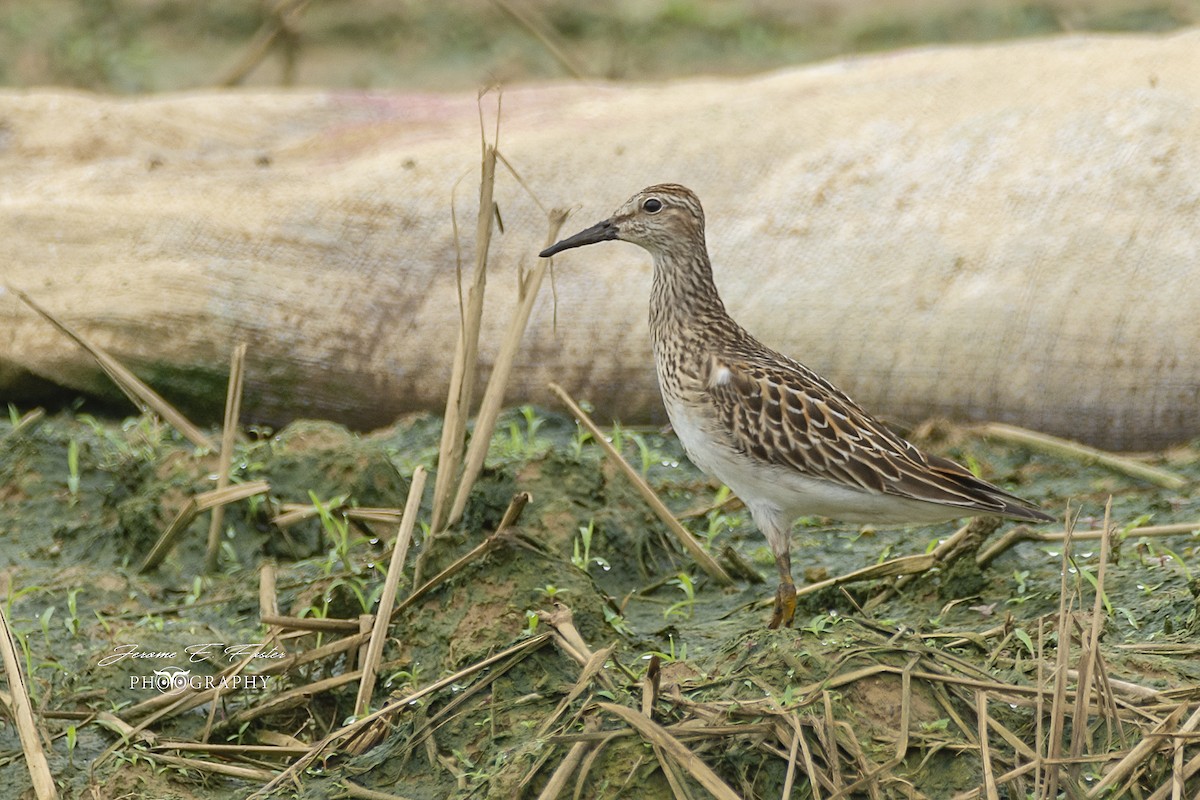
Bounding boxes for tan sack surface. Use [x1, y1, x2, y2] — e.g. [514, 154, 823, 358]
[2, 30, 1198, 450]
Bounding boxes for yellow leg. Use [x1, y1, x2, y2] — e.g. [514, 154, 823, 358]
[768, 577, 797, 629]
[767, 547, 796, 629]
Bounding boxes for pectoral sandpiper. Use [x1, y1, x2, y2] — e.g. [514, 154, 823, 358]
[540, 184, 1052, 628]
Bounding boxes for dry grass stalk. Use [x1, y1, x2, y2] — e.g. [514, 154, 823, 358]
[139, 480, 270, 572]
[447, 207, 570, 527]
[355, 466, 427, 716]
[259, 560, 279, 619]
[213, 671, 364, 736]
[1147, 747, 1200, 800]
[0, 602, 58, 799]
[535, 740, 590, 800]
[216, 0, 308, 87]
[431, 139, 498, 532]
[92, 711, 156, 746]
[2, 407, 45, 441]
[379, 642, 533, 761]
[976, 691, 1000, 800]
[6, 284, 215, 450]
[1069, 499, 1114, 773]
[491, 0, 587, 79]
[153, 742, 309, 757]
[780, 714, 805, 800]
[596, 702, 742, 800]
[399, 491, 529, 615]
[338, 780, 416, 800]
[806, 553, 936, 606]
[258, 615, 360, 633]
[793, 715, 826, 800]
[539, 602, 596, 667]
[249, 633, 552, 799]
[867, 518, 998, 609]
[978, 520, 1199, 567]
[1087, 703, 1196, 797]
[548, 381, 734, 586]
[270, 503, 405, 529]
[570, 732, 624, 799]
[979, 422, 1187, 489]
[344, 508, 406, 524]
[537, 643, 617, 738]
[1040, 506, 1077, 800]
[642, 655, 661, 718]
[205, 342, 248, 572]
[120, 631, 369, 722]
[550, 722, 776, 746]
[140, 751, 275, 782]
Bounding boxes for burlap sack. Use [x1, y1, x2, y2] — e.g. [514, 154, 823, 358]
[2, 30, 1197, 449]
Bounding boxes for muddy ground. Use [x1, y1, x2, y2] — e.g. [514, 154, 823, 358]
[0, 404, 1196, 798]
[2, 3, 1198, 798]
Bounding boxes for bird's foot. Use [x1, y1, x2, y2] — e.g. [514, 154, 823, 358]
[768, 580, 797, 629]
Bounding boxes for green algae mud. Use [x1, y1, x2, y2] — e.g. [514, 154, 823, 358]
[0, 406, 1197, 798]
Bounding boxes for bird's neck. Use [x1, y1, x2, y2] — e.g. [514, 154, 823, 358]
[648, 247, 730, 342]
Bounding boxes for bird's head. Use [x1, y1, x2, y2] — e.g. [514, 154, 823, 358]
[539, 184, 706, 259]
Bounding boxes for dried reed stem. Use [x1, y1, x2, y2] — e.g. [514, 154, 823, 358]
[139, 480, 270, 572]
[1043, 506, 1076, 800]
[0, 601, 58, 799]
[807, 553, 936, 605]
[537, 643, 617, 738]
[397, 491, 529, 616]
[447, 208, 569, 526]
[259, 560, 279, 619]
[1069, 499, 1113, 771]
[140, 751, 275, 782]
[491, 0, 587, 78]
[978, 520, 1200, 567]
[548, 381, 734, 586]
[338, 781, 415, 800]
[6, 284, 215, 450]
[1087, 703, 1197, 797]
[355, 466, 426, 716]
[258, 615, 360, 633]
[153, 742, 309, 757]
[977, 692, 1000, 800]
[205, 342, 247, 572]
[216, 0, 308, 87]
[535, 740, 590, 800]
[979, 422, 1186, 489]
[250, 633, 551, 798]
[431, 142, 498, 532]
[597, 702, 741, 800]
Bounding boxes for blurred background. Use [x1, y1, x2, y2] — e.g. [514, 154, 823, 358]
[0, 0, 1195, 93]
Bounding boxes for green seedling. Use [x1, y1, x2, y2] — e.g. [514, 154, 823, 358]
[65, 588, 81, 635]
[571, 520, 609, 573]
[664, 572, 696, 620]
[603, 606, 632, 637]
[643, 634, 686, 664]
[66, 437, 80, 504]
[535, 584, 566, 601]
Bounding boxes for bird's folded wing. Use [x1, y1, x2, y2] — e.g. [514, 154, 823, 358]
[703, 354, 1021, 515]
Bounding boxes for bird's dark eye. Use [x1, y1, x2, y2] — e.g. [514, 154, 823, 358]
[642, 198, 663, 213]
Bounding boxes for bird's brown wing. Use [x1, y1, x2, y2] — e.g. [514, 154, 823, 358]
[703, 353, 1051, 522]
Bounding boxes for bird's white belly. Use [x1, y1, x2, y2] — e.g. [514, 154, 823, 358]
[663, 395, 968, 526]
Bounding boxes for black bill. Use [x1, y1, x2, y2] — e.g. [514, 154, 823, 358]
[539, 219, 619, 258]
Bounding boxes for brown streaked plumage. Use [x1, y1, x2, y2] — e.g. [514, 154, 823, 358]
[540, 184, 1052, 628]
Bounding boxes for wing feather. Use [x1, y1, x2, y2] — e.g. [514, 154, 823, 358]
[706, 351, 1050, 521]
